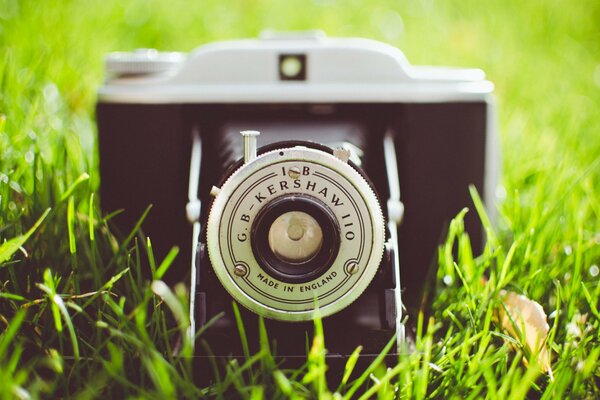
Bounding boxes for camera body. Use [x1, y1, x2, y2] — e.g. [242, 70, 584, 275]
[97, 32, 497, 359]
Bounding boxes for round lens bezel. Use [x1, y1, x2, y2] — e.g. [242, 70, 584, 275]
[206, 146, 386, 322]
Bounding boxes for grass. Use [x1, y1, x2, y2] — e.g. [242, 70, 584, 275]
[1, 0, 599, 398]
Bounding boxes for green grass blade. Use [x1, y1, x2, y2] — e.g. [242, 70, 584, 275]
[67, 196, 77, 254]
[59, 172, 89, 203]
[340, 345, 362, 388]
[0, 208, 50, 265]
[37, 279, 80, 361]
[88, 192, 95, 242]
[0, 310, 26, 358]
[0, 292, 27, 301]
[155, 246, 179, 280]
[151, 280, 189, 333]
[232, 302, 250, 360]
[273, 369, 293, 396]
[344, 335, 396, 399]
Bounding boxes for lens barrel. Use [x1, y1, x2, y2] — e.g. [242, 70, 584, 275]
[251, 194, 340, 283]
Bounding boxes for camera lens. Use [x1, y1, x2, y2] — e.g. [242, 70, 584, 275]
[268, 211, 324, 263]
[206, 147, 386, 321]
[251, 194, 340, 283]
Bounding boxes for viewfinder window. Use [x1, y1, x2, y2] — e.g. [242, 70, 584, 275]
[279, 54, 306, 81]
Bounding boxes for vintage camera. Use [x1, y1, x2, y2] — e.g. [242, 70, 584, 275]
[97, 32, 497, 360]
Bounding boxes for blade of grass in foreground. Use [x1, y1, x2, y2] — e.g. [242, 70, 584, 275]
[37, 269, 80, 361]
[0, 310, 26, 358]
[343, 334, 397, 399]
[59, 172, 89, 203]
[233, 301, 251, 360]
[302, 310, 326, 394]
[67, 196, 77, 254]
[0, 208, 51, 265]
[338, 345, 362, 390]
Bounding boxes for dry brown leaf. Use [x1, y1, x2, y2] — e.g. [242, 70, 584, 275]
[497, 290, 554, 380]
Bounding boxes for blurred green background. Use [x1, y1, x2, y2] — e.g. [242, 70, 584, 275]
[1, 0, 599, 213]
[1, 0, 599, 397]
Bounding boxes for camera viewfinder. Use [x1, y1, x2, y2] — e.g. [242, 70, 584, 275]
[279, 54, 306, 81]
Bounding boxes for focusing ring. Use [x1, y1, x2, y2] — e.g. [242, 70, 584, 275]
[207, 145, 385, 322]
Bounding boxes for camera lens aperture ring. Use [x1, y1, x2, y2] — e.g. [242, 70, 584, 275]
[207, 146, 384, 322]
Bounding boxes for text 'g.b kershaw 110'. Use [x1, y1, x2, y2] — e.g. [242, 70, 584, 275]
[96, 31, 499, 366]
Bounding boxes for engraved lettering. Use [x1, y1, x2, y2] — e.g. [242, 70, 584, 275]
[284, 285, 294, 292]
[302, 166, 310, 175]
[237, 233, 247, 242]
[267, 184, 276, 195]
[299, 271, 337, 292]
[279, 180, 289, 191]
[240, 214, 250, 222]
[342, 213, 351, 219]
[293, 180, 301, 189]
[331, 194, 344, 207]
[318, 187, 328, 197]
[255, 192, 267, 203]
[345, 231, 355, 240]
[257, 273, 279, 289]
[306, 180, 316, 191]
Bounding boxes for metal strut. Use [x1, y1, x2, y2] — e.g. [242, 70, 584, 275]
[186, 129, 404, 352]
[186, 128, 203, 350]
[383, 130, 406, 352]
